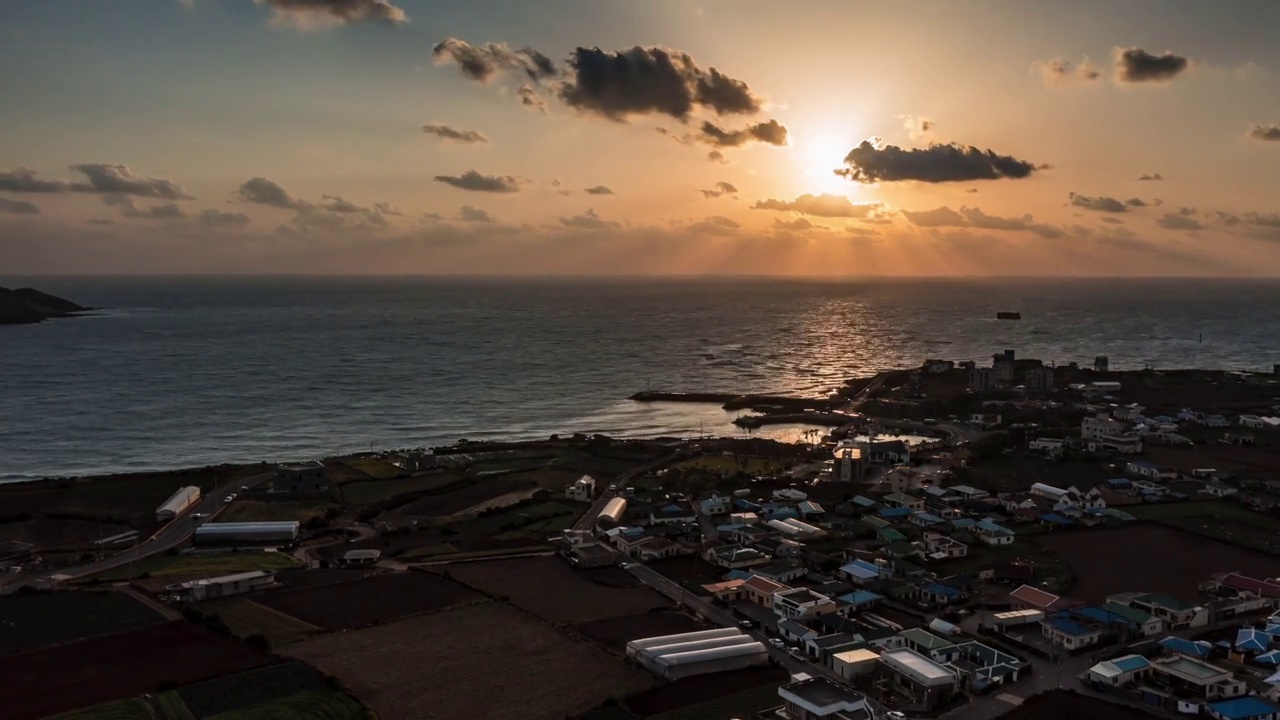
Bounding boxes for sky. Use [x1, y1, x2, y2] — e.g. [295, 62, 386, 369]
[1, 0, 1279, 276]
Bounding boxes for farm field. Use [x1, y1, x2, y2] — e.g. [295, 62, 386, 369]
[339, 473, 466, 505]
[391, 475, 530, 517]
[201, 598, 320, 647]
[175, 661, 324, 719]
[0, 590, 163, 656]
[0, 620, 272, 720]
[284, 602, 654, 720]
[1123, 502, 1280, 555]
[50, 699, 157, 720]
[669, 455, 792, 477]
[442, 556, 671, 623]
[255, 570, 482, 630]
[573, 610, 708, 654]
[342, 458, 403, 480]
[1035, 524, 1280, 603]
[622, 666, 789, 718]
[219, 500, 335, 524]
[90, 550, 299, 582]
[0, 468, 243, 526]
[0, 518, 137, 549]
[995, 690, 1158, 720]
[204, 688, 370, 720]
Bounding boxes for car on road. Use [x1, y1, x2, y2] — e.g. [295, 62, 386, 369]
[224, 494, 235, 502]
[738, 620, 757, 630]
[884, 712, 907, 720]
[768, 638, 786, 648]
[191, 513, 206, 520]
[788, 648, 807, 661]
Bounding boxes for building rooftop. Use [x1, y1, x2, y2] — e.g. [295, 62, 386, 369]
[880, 647, 956, 684]
[1045, 617, 1097, 637]
[777, 587, 828, 605]
[1208, 697, 1280, 720]
[778, 676, 868, 714]
[1155, 655, 1230, 682]
[1139, 592, 1194, 611]
[899, 627, 955, 650]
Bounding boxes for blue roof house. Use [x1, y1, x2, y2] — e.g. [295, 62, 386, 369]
[841, 559, 881, 585]
[1236, 628, 1274, 654]
[1207, 696, 1280, 720]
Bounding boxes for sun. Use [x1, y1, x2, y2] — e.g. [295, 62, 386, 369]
[798, 133, 854, 195]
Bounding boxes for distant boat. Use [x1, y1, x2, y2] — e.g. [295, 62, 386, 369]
[996, 311, 1021, 320]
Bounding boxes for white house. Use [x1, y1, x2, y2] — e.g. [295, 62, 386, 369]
[1202, 482, 1239, 498]
[565, 476, 596, 502]
[1082, 414, 1143, 454]
[773, 487, 809, 502]
[975, 520, 1015, 545]
[922, 532, 968, 559]
[1028, 437, 1065, 457]
[1126, 460, 1177, 480]
[700, 494, 730, 515]
[1054, 486, 1106, 512]
[773, 587, 838, 619]
[1241, 415, 1280, 430]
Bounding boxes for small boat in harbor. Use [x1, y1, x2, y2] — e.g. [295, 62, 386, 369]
[996, 311, 1021, 320]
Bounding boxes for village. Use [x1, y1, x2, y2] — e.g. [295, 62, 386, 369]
[3, 355, 1280, 720]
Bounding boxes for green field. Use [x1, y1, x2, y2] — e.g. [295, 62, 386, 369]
[221, 501, 336, 524]
[339, 473, 467, 506]
[90, 550, 299, 582]
[156, 692, 196, 720]
[646, 683, 783, 720]
[670, 455, 791, 477]
[1125, 500, 1280, 528]
[53, 699, 157, 720]
[203, 597, 320, 647]
[206, 689, 373, 720]
[343, 458, 403, 480]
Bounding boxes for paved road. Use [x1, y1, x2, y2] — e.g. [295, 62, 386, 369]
[6, 470, 275, 590]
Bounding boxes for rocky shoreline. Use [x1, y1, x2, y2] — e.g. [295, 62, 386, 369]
[0, 287, 94, 325]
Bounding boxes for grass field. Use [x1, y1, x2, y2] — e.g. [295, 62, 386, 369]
[339, 473, 466, 506]
[670, 455, 791, 477]
[284, 603, 653, 720]
[91, 550, 300, 582]
[647, 684, 784, 720]
[0, 591, 163, 657]
[220, 501, 335, 524]
[178, 661, 326, 719]
[343, 458, 403, 480]
[1125, 500, 1280, 526]
[205, 689, 371, 720]
[255, 571, 483, 631]
[52, 699, 157, 720]
[1124, 501, 1280, 554]
[202, 598, 319, 647]
[156, 693, 195, 720]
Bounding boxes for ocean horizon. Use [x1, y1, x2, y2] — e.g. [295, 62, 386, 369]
[4, 276, 1279, 482]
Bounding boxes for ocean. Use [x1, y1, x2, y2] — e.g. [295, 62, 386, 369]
[2, 277, 1278, 482]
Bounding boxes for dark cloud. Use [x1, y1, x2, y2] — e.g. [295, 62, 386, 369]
[707, 150, 728, 164]
[1035, 57, 1102, 86]
[0, 164, 192, 199]
[965, 188, 978, 194]
[320, 195, 367, 213]
[699, 119, 788, 147]
[752, 193, 879, 218]
[1248, 124, 1280, 142]
[432, 38, 556, 83]
[433, 170, 526, 193]
[558, 46, 762, 121]
[517, 84, 548, 113]
[1099, 216, 1125, 225]
[839, 141, 1042, 183]
[86, 218, 114, 226]
[198, 209, 251, 229]
[0, 167, 68, 193]
[687, 215, 741, 236]
[236, 177, 305, 209]
[257, 0, 408, 26]
[1113, 47, 1190, 83]
[0, 197, 39, 214]
[1157, 210, 1204, 231]
[129, 202, 187, 220]
[700, 181, 738, 199]
[559, 209, 619, 230]
[1137, 173, 1164, 181]
[421, 124, 489, 144]
[457, 205, 494, 223]
[774, 217, 818, 231]
[1069, 193, 1128, 213]
[1126, 198, 1148, 208]
[901, 205, 1062, 238]
[846, 226, 880, 238]
[373, 202, 401, 216]
[584, 185, 614, 195]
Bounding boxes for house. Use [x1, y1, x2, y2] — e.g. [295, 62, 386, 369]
[755, 536, 805, 559]
[1214, 573, 1280, 599]
[569, 543, 617, 568]
[798, 500, 826, 520]
[773, 487, 809, 502]
[840, 559, 882, 585]
[922, 532, 968, 559]
[1103, 601, 1164, 636]
[1026, 367, 1055, 392]
[1002, 494, 1041, 521]
[778, 619, 819, 644]
[884, 492, 924, 511]
[1203, 481, 1239, 498]
[1131, 480, 1170, 496]
[1087, 654, 1152, 687]
[777, 676, 870, 720]
[743, 574, 789, 608]
[733, 524, 774, 545]
[805, 632, 864, 661]
[833, 648, 882, 681]
[945, 641, 1025, 688]
[1127, 592, 1209, 629]
[878, 648, 959, 709]
[921, 583, 966, 606]
[704, 543, 771, 569]
[949, 485, 989, 500]
[1081, 414, 1143, 454]
[1009, 584, 1076, 613]
[877, 507, 913, 521]
[273, 461, 329, 495]
[970, 412, 1003, 429]
[1104, 477, 1132, 491]
[774, 587, 838, 619]
[649, 503, 697, 525]
[1148, 655, 1247, 707]
[1041, 615, 1104, 649]
[975, 519, 1015, 545]
[899, 628, 956, 661]
[699, 494, 730, 515]
[832, 443, 868, 483]
[1240, 415, 1280, 430]
[565, 475, 596, 502]
[1127, 460, 1177, 480]
[755, 561, 809, 584]
[1028, 437, 1065, 457]
[1055, 486, 1106, 512]
[389, 450, 436, 471]
[836, 590, 883, 613]
[910, 512, 945, 528]
[700, 578, 747, 602]
[632, 537, 683, 561]
[1207, 697, 1280, 720]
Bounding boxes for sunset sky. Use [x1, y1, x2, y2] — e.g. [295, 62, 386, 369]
[2, 0, 1279, 276]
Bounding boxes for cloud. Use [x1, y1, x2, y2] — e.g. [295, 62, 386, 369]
[752, 193, 879, 218]
[846, 226, 880, 238]
[433, 170, 526, 193]
[432, 38, 555, 83]
[1248, 124, 1280, 142]
[1034, 57, 1102, 86]
[457, 205, 494, 223]
[1156, 211, 1204, 231]
[774, 217, 818, 231]
[900, 205, 1062, 238]
[700, 181, 738, 198]
[1099, 216, 1125, 225]
[320, 194, 370, 213]
[1137, 173, 1164, 181]
[0, 167, 68, 193]
[421, 124, 489, 144]
[236, 177, 305, 209]
[559, 209, 619, 230]
[698, 119, 788, 147]
[558, 46, 762, 120]
[69, 164, 193, 199]
[1126, 198, 1149, 208]
[584, 185, 614, 195]
[255, 0, 408, 28]
[901, 115, 934, 140]
[1113, 47, 1190, 83]
[374, 202, 401, 216]
[839, 141, 1042, 183]
[128, 202, 187, 220]
[0, 197, 39, 214]
[687, 215, 741, 235]
[707, 150, 728, 164]
[198, 209, 251, 229]
[1068, 193, 1128, 213]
